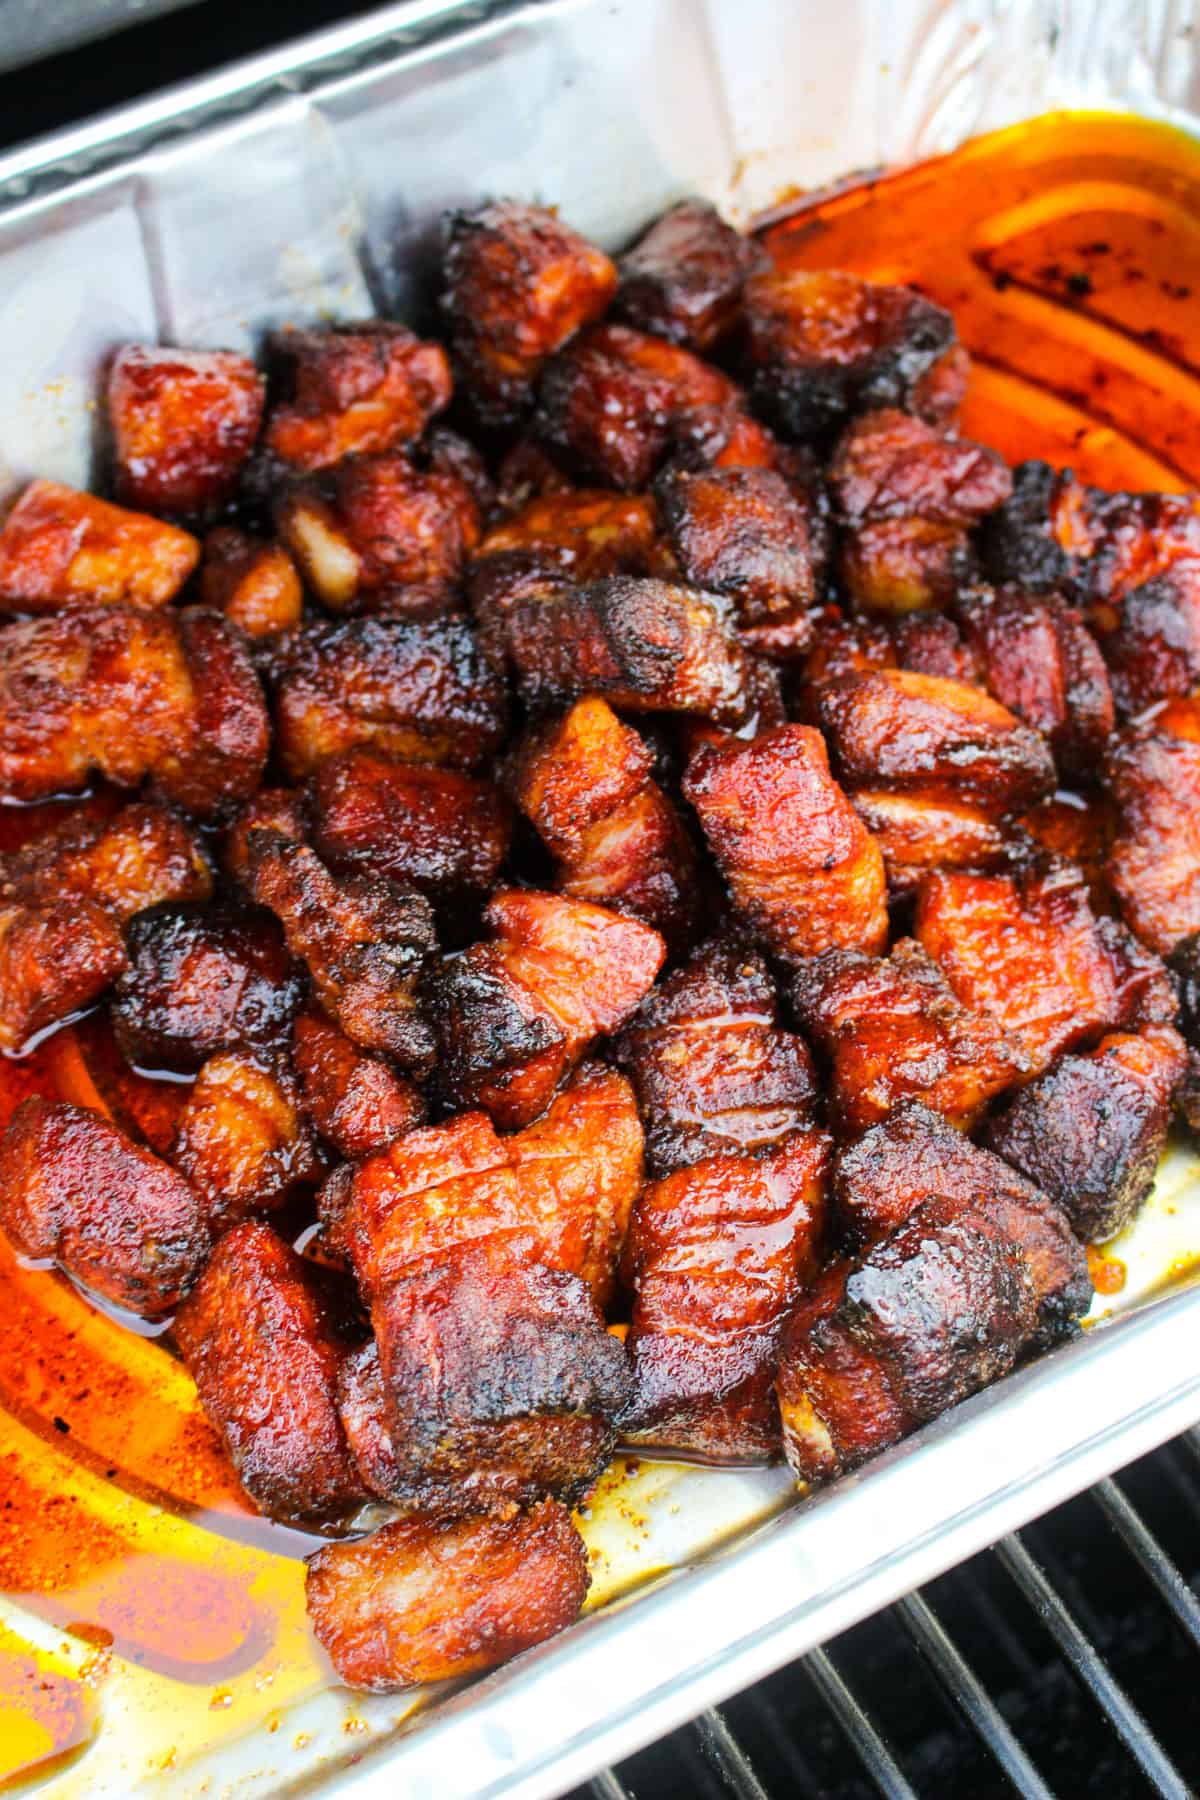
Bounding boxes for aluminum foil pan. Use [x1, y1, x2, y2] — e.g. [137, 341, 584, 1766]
[0, 3, 1198, 1796]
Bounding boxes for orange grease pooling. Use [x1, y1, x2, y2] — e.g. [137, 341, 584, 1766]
[1087, 1243, 1128, 1295]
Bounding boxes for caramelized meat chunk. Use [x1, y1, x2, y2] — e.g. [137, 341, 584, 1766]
[0, 479, 199, 612]
[892, 610, 980, 683]
[166, 607, 271, 817]
[985, 1025, 1187, 1242]
[615, 937, 817, 1174]
[474, 491, 657, 584]
[683, 724, 888, 962]
[0, 898, 125, 1053]
[0, 1097, 208, 1315]
[199, 527, 303, 638]
[429, 888, 664, 1129]
[292, 1011, 425, 1162]
[223, 787, 308, 888]
[174, 1220, 363, 1520]
[172, 1050, 322, 1232]
[621, 1128, 829, 1461]
[3, 800, 211, 923]
[841, 518, 973, 615]
[107, 344, 264, 520]
[1019, 792, 1112, 910]
[494, 437, 577, 515]
[849, 791, 1010, 898]
[441, 201, 616, 427]
[264, 321, 451, 471]
[111, 901, 303, 1073]
[249, 837, 437, 1074]
[305, 1500, 589, 1692]
[615, 198, 762, 349]
[1105, 706, 1200, 954]
[791, 938, 1029, 1134]
[796, 608, 895, 689]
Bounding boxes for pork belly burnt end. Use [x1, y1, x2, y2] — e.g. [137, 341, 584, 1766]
[263, 321, 451, 471]
[474, 491, 657, 584]
[429, 889, 664, 1128]
[172, 1050, 322, 1232]
[306, 1500, 589, 1692]
[621, 1127, 829, 1461]
[0, 480, 199, 612]
[223, 788, 308, 889]
[0, 898, 125, 1052]
[616, 937, 817, 1174]
[107, 345, 264, 520]
[615, 198, 763, 350]
[0, 1097, 208, 1315]
[174, 1220, 363, 1521]
[292, 1011, 425, 1162]
[1105, 702, 1200, 955]
[1167, 934, 1200, 1137]
[683, 724, 888, 962]
[791, 939, 1029, 1135]
[200, 528, 303, 638]
[3, 800, 211, 924]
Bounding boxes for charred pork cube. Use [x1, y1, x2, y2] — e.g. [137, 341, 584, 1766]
[666, 404, 788, 474]
[620, 1127, 829, 1462]
[655, 466, 826, 659]
[199, 527, 303, 638]
[311, 747, 511, 905]
[422, 424, 496, 521]
[0, 898, 125, 1052]
[741, 268, 958, 442]
[615, 198, 763, 349]
[985, 1024, 1187, 1242]
[274, 616, 508, 778]
[0, 1097, 208, 1315]
[917, 859, 1176, 1075]
[172, 1050, 322, 1232]
[3, 800, 211, 923]
[263, 321, 451, 471]
[683, 724, 888, 962]
[111, 901, 303, 1072]
[292, 1011, 425, 1162]
[1105, 701, 1200, 955]
[107, 344, 264, 520]
[249, 836, 437, 1075]
[1167, 934, 1200, 1137]
[891, 610, 979, 683]
[429, 888, 664, 1129]
[842, 518, 974, 615]
[615, 937, 817, 1174]
[1018, 792, 1113, 911]
[441, 201, 616, 427]
[223, 788, 309, 888]
[305, 1499, 589, 1692]
[174, 1220, 363, 1520]
[334, 1337, 399, 1497]
[473, 490, 657, 584]
[0, 479, 199, 614]
[510, 696, 701, 952]
[493, 438, 577, 516]
[535, 323, 739, 489]
[167, 607, 271, 817]
[796, 608, 895, 690]
[977, 459, 1075, 594]
[848, 792, 1011, 898]
[791, 939, 1029, 1134]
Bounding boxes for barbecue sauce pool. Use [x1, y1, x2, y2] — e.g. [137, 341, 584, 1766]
[2, 107, 1200, 1791]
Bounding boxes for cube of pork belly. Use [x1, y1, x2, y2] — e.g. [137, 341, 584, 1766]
[682, 724, 888, 962]
[200, 527, 302, 638]
[841, 517, 974, 614]
[615, 937, 817, 1175]
[1018, 792, 1113, 911]
[273, 617, 509, 778]
[790, 939, 1029, 1135]
[849, 792, 1012, 898]
[1105, 706, 1200, 954]
[535, 323, 739, 490]
[620, 1127, 829, 1462]
[311, 748, 511, 905]
[494, 437, 578, 516]
[174, 1220, 363, 1520]
[305, 1500, 590, 1692]
[163, 608, 271, 818]
[263, 321, 451, 471]
[0, 898, 125, 1053]
[292, 1011, 425, 1162]
[510, 696, 701, 952]
[172, 1050, 322, 1233]
[108, 345, 264, 520]
[916, 860, 1176, 1076]
[615, 198, 764, 350]
[0, 1097, 208, 1315]
[249, 837, 437, 1075]
[429, 889, 664, 1129]
[891, 610, 980, 683]
[335, 1337, 400, 1499]
[655, 466, 826, 659]
[474, 490, 657, 583]
[222, 787, 309, 888]
[740, 268, 958, 442]
[666, 404, 788, 475]
[985, 1025, 1187, 1242]
[796, 608, 896, 690]
[3, 800, 211, 923]
[111, 901, 303, 1073]
[0, 480, 199, 613]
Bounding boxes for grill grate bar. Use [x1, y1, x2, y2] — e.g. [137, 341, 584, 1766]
[690, 1708, 772, 1800]
[803, 1644, 920, 1800]
[590, 1773, 635, 1800]
[994, 1531, 1192, 1800]
[894, 1590, 1054, 1800]
[1092, 1475, 1200, 1650]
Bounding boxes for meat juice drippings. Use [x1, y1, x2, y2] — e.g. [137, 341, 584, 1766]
[2, 107, 1200, 1793]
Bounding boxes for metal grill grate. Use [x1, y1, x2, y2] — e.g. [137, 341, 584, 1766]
[573, 1431, 1200, 1800]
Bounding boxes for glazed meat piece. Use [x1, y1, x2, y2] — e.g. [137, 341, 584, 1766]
[1167, 934, 1200, 1137]
[441, 201, 616, 427]
[682, 724, 888, 962]
[292, 1011, 425, 1162]
[2, 800, 211, 923]
[493, 437, 577, 515]
[615, 937, 817, 1174]
[263, 321, 451, 471]
[916, 859, 1176, 1075]
[510, 696, 701, 951]
[273, 616, 509, 778]
[1105, 700, 1200, 954]
[172, 1050, 322, 1232]
[111, 901, 304, 1073]
[107, 344, 264, 520]
[0, 1097, 208, 1315]
[615, 198, 763, 349]
[249, 836, 437, 1074]
[842, 517, 973, 615]
[795, 608, 895, 690]
[0, 479, 199, 612]
[167, 607, 271, 816]
[666, 404, 788, 475]
[848, 791, 1011, 898]
[199, 527, 303, 638]
[1018, 792, 1112, 911]
[311, 748, 511, 905]
[223, 787, 308, 888]
[985, 1024, 1187, 1242]
[0, 898, 125, 1053]
[791, 938, 1029, 1134]
[474, 491, 657, 585]
[891, 610, 979, 683]
[174, 1220, 363, 1520]
[429, 888, 664, 1129]
[305, 1500, 589, 1692]
[620, 1127, 829, 1461]
[741, 267, 958, 442]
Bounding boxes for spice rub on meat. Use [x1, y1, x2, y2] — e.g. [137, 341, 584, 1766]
[2, 800, 211, 923]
